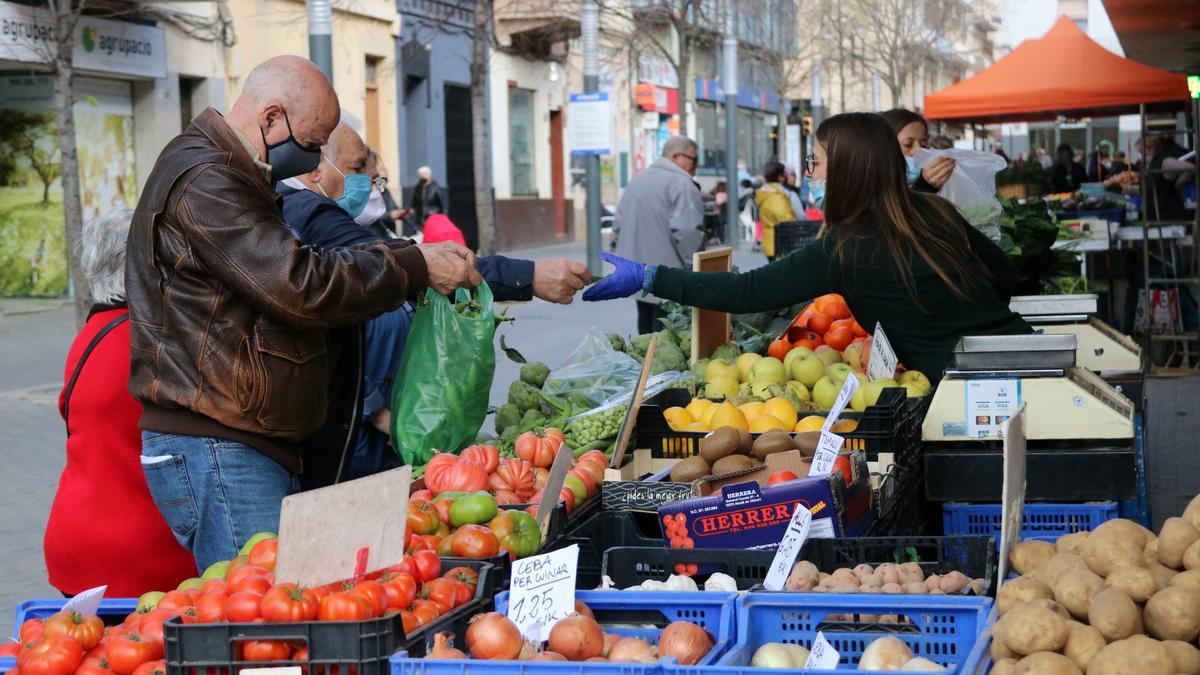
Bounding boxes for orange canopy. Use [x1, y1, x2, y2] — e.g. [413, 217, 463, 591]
[925, 16, 1188, 123]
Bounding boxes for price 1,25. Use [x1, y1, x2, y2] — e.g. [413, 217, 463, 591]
[509, 589, 561, 627]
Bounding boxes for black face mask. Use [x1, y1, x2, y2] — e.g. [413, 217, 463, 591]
[260, 111, 321, 181]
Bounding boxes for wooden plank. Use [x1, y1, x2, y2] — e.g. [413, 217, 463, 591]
[610, 335, 658, 469]
[691, 247, 733, 362]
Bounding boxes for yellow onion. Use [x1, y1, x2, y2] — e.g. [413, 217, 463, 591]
[465, 612, 523, 660]
[548, 613, 605, 661]
[428, 632, 466, 660]
[607, 637, 658, 663]
[657, 621, 714, 666]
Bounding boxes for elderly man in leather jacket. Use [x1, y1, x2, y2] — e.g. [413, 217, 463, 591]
[126, 55, 482, 568]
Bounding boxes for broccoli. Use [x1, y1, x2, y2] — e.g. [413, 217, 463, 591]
[606, 333, 626, 353]
[710, 342, 741, 363]
[519, 361, 551, 388]
[494, 403, 522, 432]
[507, 380, 543, 412]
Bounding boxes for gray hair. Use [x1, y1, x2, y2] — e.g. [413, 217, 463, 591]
[662, 135, 697, 158]
[80, 208, 132, 304]
[417, 166, 432, 180]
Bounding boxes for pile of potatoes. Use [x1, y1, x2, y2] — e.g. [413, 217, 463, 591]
[785, 560, 988, 596]
[668, 426, 820, 483]
[988, 494, 1200, 675]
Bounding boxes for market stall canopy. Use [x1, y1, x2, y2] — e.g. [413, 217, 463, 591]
[924, 16, 1188, 124]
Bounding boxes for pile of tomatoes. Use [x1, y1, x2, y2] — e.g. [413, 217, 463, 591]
[767, 293, 870, 359]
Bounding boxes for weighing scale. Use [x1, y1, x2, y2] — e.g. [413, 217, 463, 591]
[923, 334, 1138, 502]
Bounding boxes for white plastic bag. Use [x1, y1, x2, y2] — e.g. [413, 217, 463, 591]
[541, 329, 644, 407]
[914, 148, 1007, 241]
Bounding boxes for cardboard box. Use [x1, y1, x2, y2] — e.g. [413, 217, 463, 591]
[658, 450, 874, 549]
[602, 449, 693, 512]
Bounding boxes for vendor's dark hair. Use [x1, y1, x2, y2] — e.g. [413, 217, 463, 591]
[763, 160, 786, 183]
[881, 108, 928, 136]
[815, 112, 981, 305]
[1056, 143, 1073, 155]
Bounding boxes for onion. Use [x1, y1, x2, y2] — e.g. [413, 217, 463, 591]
[606, 637, 657, 663]
[517, 640, 537, 661]
[574, 600, 595, 620]
[465, 612, 523, 660]
[601, 632, 621, 657]
[585, 657, 609, 662]
[547, 613, 604, 661]
[428, 632, 466, 660]
[751, 642, 802, 669]
[530, 652, 567, 662]
[657, 621, 713, 666]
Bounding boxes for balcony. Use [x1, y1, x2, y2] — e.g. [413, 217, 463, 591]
[397, 0, 472, 29]
[495, 0, 581, 59]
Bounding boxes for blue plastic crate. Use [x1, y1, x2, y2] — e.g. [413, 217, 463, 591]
[389, 590, 737, 675]
[3, 598, 139, 670]
[942, 502, 1118, 546]
[958, 607, 999, 675]
[670, 593, 991, 674]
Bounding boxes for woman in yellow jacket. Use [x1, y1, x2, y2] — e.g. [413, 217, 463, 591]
[755, 160, 798, 261]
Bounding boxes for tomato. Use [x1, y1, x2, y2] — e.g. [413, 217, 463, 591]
[260, 584, 320, 623]
[492, 490, 521, 505]
[488, 510, 542, 559]
[448, 580, 472, 607]
[448, 524, 500, 558]
[398, 611, 419, 635]
[75, 657, 114, 675]
[349, 581, 388, 617]
[442, 566, 479, 593]
[411, 550, 441, 582]
[379, 572, 418, 611]
[241, 640, 291, 662]
[193, 593, 227, 623]
[833, 455, 854, 487]
[20, 618, 45, 643]
[408, 600, 440, 626]
[433, 499, 454, 527]
[226, 565, 271, 587]
[231, 574, 273, 596]
[247, 538, 278, 572]
[449, 492, 498, 527]
[459, 444, 500, 474]
[767, 470, 799, 485]
[200, 579, 228, 595]
[224, 591, 264, 623]
[18, 635, 83, 675]
[105, 634, 161, 675]
[572, 459, 605, 485]
[130, 659, 166, 675]
[406, 499, 441, 535]
[178, 607, 204, 625]
[514, 430, 560, 468]
[153, 591, 194, 613]
[436, 534, 455, 557]
[390, 557, 418, 579]
[0, 642, 22, 658]
[563, 473, 589, 503]
[767, 338, 793, 361]
[488, 460, 535, 501]
[420, 578, 458, 612]
[134, 610, 174, 644]
[409, 489, 435, 502]
[42, 611, 103, 651]
[317, 592, 373, 622]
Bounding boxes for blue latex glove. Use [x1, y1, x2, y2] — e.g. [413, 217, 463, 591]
[582, 252, 645, 301]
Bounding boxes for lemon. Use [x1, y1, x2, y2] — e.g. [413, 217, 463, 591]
[738, 401, 766, 422]
[763, 397, 798, 430]
[831, 419, 859, 433]
[709, 401, 749, 431]
[686, 398, 715, 422]
[749, 415, 789, 433]
[683, 421, 710, 432]
[794, 415, 826, 433]
[663, 406, 695, 431]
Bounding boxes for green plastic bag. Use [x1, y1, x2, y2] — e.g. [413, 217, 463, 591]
[390, 283, 496, 465]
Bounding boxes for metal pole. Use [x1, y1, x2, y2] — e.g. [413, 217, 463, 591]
[723, 0, 739, 246]
[583, 0, 602, 276]
[307, 0, 333, 82]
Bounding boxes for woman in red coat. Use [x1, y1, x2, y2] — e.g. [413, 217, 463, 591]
[44, 208, 197, 596]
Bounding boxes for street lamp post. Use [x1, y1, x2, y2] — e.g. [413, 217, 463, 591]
[307, 0, 333, 81]
[723, 0, 739, 246]
[583, 0, 603, 276]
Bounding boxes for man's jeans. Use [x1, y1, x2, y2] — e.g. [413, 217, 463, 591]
[140, 432, 299, 571]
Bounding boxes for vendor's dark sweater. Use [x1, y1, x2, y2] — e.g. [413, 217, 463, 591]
[652, 196, 1032, 378]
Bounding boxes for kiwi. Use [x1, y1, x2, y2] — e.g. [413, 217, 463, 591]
[700, 427, 740, 464]
[712, 454, 757, 475]
[670, 455, 711, 483]
[736, 428, 753, 454]
[752, 430, 797, 460]
[794, 431, 820, 458]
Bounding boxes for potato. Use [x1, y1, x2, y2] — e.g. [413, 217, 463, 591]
[860, 573, 883, 588]
[1062, 621, 1105, 671]
[1143, 586, 1200, 641]
[1087, 587, 1141, 642]
[1032, 553, 1088, 586]
[999, 576, 1055, 615]
[1014, 651, 1082, 675]
[991, 657, 1018, 675]
[1184, 539, 1200, 570]
[792, 560, 819, 579]
[1054, 570, 1106, 620]
[859, 636, 912, 670]
[1085, 635, 1173, 675]
[880, 582, 902, 594]
[898, 562, 924, 584]
[832, 584, 860, 593]
[1093, 518, 1154, 548]
[1081, 534, 1144, 578]
[1104, 566, 1157, 602]
[905, 582, 929, 594]
[992, 629, 1019, 661]
[970, 578, 986, 596]
[1146, 560, 1178, 590]
[1163, 640, 1200, 675]
[1157, 517, 1200, 570]
[939, 571, 970, 594]
[999, 602, 1070, 655]
[876, 564, 900, 585]
[853, 563, 874, 578]
[1012, 540, 1057, 575]
[1182, 493, 1200, 531]
[900, 657, 945, 671]
[1056, 531, 1090, 554]
[1171, 569, 1200, 588]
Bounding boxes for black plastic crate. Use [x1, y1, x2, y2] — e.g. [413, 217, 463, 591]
[774, 219, 824, 256]
[798, 535, 997, 597]
[602, 546, 776, 590]
[555, 509, 667, 590]
[868, 465, 924, 536]
[162, 559, 491, 675]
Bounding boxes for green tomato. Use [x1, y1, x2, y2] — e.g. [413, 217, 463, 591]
[238, 531, 277, 556]
[433, 491, 468, 503]
[563, 474, 588, 504]
[491, 510, 542, 559]
[201, 560, 231, 580]
[137, 591, 165, 613]
[449, 493, 499, 527]
[176, 577, 205, 592]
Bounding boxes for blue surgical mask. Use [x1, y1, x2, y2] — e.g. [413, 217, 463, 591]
[905, 156, 921, 185]
[809, 179, 826, 209]
[318, 156, 372, 217]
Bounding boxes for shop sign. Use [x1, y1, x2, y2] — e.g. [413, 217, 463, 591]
[736, 87, 781, 112]
[638, 52, 677, 89]
[695, 77, 724, 102]
[0, 2, 165, 78]
[634, 83, 678, 114]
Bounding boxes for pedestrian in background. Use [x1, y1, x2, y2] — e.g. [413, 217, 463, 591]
[45, 208, 197, 594]
[1051, 142, 1087, 192]
[882, 108, 955, 193]
[756, 160, 799, 262]
[612, 135, 705, 335]
[411, 165, 444, 228]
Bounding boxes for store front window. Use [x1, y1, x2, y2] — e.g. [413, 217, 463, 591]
[737, 109, 775, 174]
[695, 101, 724, 173]
[509, 87, 535, 197]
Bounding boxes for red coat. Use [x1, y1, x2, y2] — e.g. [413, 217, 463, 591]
[44, 306, 197, 596]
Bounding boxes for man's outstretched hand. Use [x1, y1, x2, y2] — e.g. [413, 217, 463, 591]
[533, 259, 591, 304]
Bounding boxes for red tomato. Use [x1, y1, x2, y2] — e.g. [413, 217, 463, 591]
[20, 618, 46, 643]
[391, 557, 418, 578]
[75, 657, 114, 675]
[448, 580, 471, 607]
[104, 633, 162, 675]
[441, 566, 479, 594]
[178, 607, 204, 625]
[0, 642, 22, 658]
[260, 584, 320, 623]
[406, 499, 441, 535]
[448, 524, 499, 558]
[436, 534, 455, 558]
[408, 600, 440, 627]
[411, 551, 441, 583]
[200, 579, 228, 595]
[193, 593, 227, 623]
[317, 593, 373, 622]
[225, 565, 271, 588]
[42, 611, 104, 651]
[18, 636, 83, 675]
[350, 581, 388, 617]
[420, 578, 458, 612]
[433, 499, 454, 527]
[241, 640, 291, 662]
[130, 659, 166, 675]
[224, 591, 264, 623]
[231, 574, 273, 596]
[833, 455, 854, 487]
[379, 572, 418, 611]
[247, 538, 279, 572]
[398, 611, 419, 635]
[153, 591, 194, 612]
[767, 470, 799, 485]
[134, 610, 174, 644]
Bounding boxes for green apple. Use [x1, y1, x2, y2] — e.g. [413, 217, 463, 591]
[177, 577, 206, 592]
[201, 560, 231, 580]
[812, 376, 840, 410]
[735, 352, 762, 382]
[749, 378, 776, 400]
[849, 386, 867, 412]
[137, 591, 165, 613]
[897, 369, 932, 394]
[861, 378, 900, 408]
[814, 345, 842, 367]
[902, 382, 928, 399]
[704, 375, 739, 400]
[749, 357, 787, 385]
[842, 342, 866, 369]
[789, 355, 826, 388]
[824, 363, 853, 383]
[705, 359, 738, 383]
[785, 380, 811, 402]
[239, 531, 277, 556]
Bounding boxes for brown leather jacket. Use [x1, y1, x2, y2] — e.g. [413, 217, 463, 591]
[126, 108, 427, 472]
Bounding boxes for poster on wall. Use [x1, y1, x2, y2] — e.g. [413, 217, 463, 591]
[0, 75, 135, 297]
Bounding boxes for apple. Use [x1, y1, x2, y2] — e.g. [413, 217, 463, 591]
[137, 591, 165, 613]
[735, 353, 762, 382]
[812, 376, 840, 410]
[785, 380, 811, 402]
[842, 342, 866, 369]
[201, 560, 230, 580]
[749, 378, 776, 400]
[788, 355, 825, 388]
[849, 385, 867, 412]
[238, 531, 277, 556]
[705, 359, 738, 382]
[824, 362, 853, 383]
[749, 357, 787, 385]
[902, 382, 927, 399]
[783, 347, 811, 377]
[897, 369, 932, 394]
[814, 345, 842, 367]
[704, 375, 739, 400]
[177, 577, 205, 592]
[861, 378, 900, 408]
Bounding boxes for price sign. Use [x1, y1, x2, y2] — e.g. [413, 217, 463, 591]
[804, 631, 840, 669]
[763, 502, 813, 591]
[808, 430, 844, 478]
[62, 585, 106, 616]
[507, 544, 579, 641]
[867, 322, 898, 382]
[821, 375, 859, 433]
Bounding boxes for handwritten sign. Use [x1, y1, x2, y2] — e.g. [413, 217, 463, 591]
[821, 375, 859, 433]
[508, 544, 579, 641]
[867, 322, 898, 382]
[804, 631, 840, 669]
[763, 502, 813, 591]
[62, 585, 106, 616]
[808, 431, 844, 478]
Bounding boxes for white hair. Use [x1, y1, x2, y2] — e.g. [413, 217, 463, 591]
[81, 208, 133, 304]
[662, 135, 697, 158]
[339, 109, 364, 134]
[417, 166, 432, 180]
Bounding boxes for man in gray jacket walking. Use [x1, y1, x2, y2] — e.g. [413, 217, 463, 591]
[613, 135, 705, 334]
